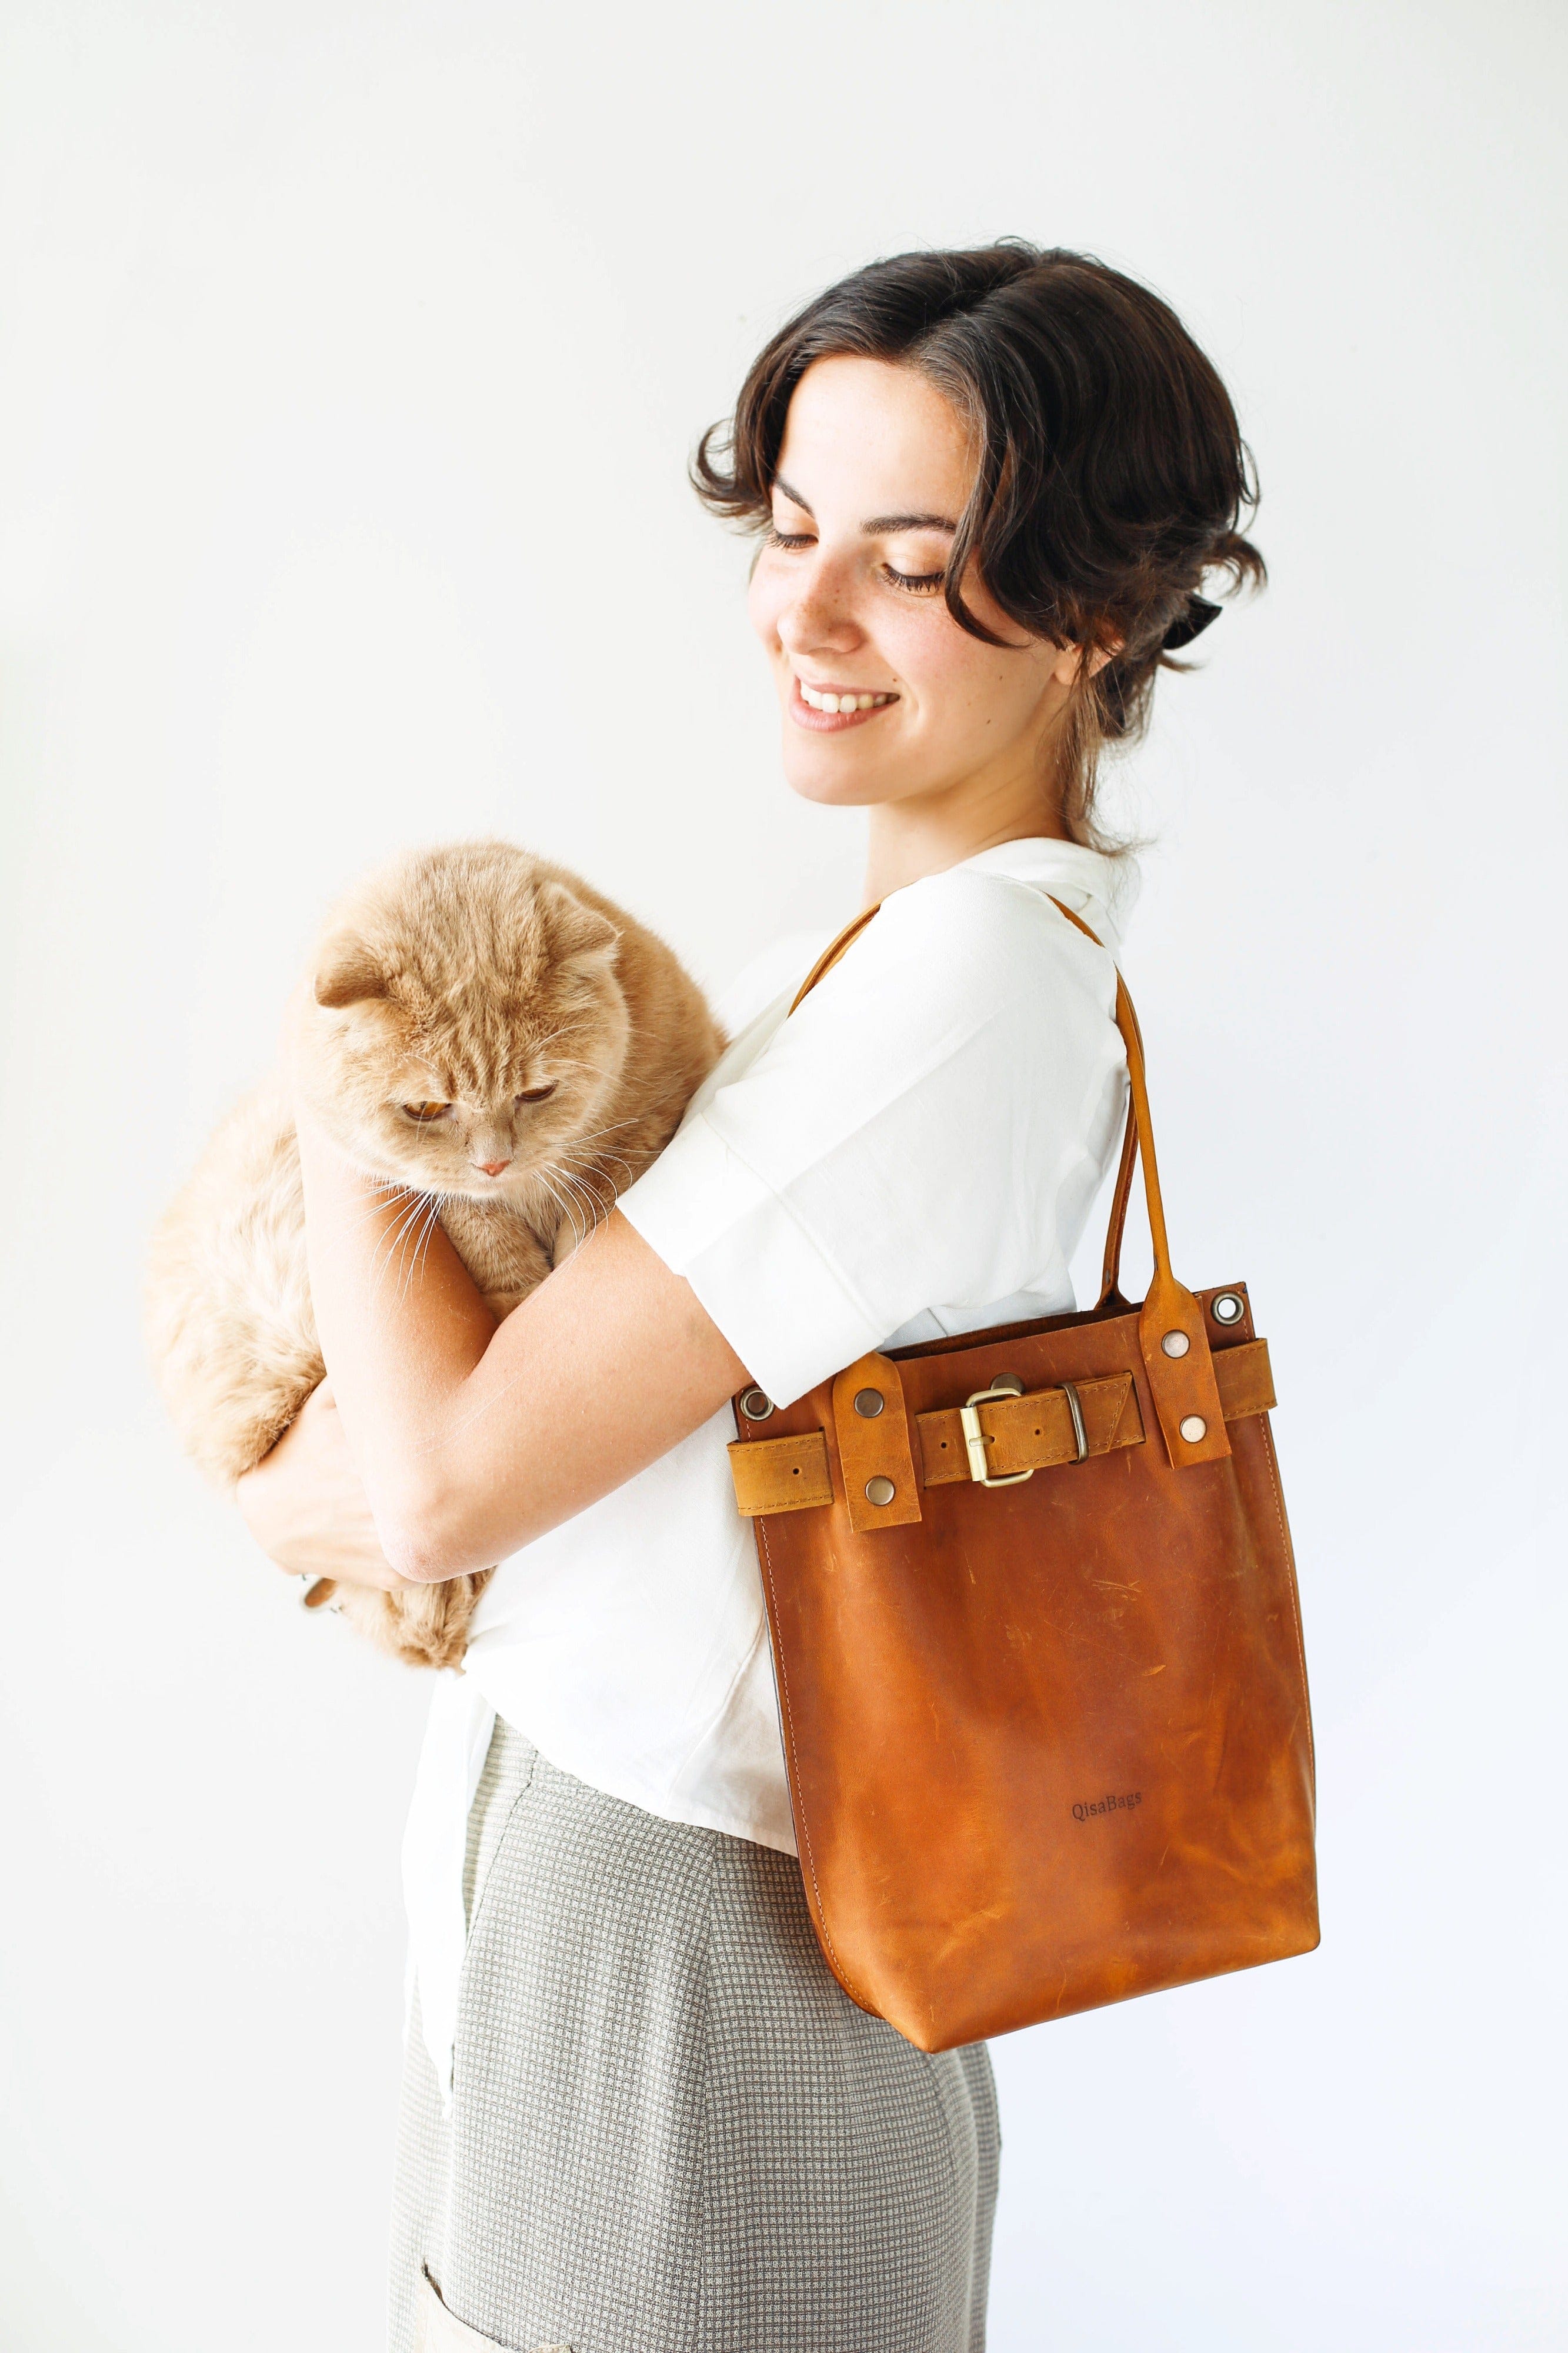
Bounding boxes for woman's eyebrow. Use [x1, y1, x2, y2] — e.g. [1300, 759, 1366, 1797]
[770, 477, 958, 535]
[860, 509, 958, 535]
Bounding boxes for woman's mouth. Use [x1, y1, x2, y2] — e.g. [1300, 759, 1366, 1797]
[789, 674, 899, 731]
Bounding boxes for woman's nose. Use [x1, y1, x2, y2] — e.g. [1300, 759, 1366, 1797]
[777, 559, 863, 656]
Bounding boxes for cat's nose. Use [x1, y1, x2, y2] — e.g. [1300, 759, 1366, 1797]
[475, 1158, 512, 1178]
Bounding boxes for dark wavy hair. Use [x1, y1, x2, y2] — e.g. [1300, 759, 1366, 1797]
[693, 242, 1265, 842]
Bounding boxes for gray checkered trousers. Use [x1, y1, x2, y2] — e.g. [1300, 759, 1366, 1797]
[390, 1719, 1000, 2352]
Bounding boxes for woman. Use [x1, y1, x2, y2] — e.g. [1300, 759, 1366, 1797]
[241, 242, 1263, 2352]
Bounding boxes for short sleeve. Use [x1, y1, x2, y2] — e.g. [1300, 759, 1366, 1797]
[617, 870, 1126, 1407]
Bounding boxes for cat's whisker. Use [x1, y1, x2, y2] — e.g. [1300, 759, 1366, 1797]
[565, 1168, 611, 1222]
[370, 1188, 443, 1313]
[399, 1192, 448, 1307]
[558, 1139, 640, 1176]
[368, 1192, 428, 1275]
[556, 1172, 605, 1241]
[562, 1112, 648, 1145]
[551, 1160, 613, 1238]
[536, 1168, 588, 1251]
[388, 1192, 436, 1301]
[556, 1166, 614, 1237]
[558, 1145, 636, 1188]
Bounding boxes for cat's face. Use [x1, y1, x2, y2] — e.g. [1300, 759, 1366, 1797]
[293, 849, 629, 1214]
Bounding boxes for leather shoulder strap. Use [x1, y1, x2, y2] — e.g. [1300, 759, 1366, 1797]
[783, 875, 1229, 1469]
[788, 889, 1136, 1305]
[788, 904, 881, 1014]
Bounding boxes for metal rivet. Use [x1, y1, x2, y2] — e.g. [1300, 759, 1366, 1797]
[853, 1388, 885, 1418]
[1211, 1292, 1244, 1325]
[1179, 1415, 1207, 1444]
[865, 1475, 896, 1507]
[739, 1387, 774, 1421]
[1160, 1330, 1190, 1358]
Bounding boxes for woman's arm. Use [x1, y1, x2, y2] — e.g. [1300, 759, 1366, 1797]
[236, 1380, 415, 1588]
[295, 1114, 749, 1583]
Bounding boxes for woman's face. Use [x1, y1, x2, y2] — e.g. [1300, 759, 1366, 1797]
[748, 355, 1080, 818]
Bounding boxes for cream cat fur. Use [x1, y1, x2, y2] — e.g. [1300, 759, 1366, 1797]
[146, 840, 723, 1671]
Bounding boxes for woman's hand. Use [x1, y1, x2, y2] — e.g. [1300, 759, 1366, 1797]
[236, 1381, 415, 1591]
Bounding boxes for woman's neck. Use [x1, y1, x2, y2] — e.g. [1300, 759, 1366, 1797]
[860, 773, 1072, 906]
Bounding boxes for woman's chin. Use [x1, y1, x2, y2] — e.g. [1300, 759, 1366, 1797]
[779, 745, 902, 811]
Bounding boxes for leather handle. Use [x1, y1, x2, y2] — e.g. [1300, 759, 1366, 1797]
[1096, 1070, 1140, 1308]
[788, 904, 881, 1014]
[789, 892, 1146, 1299]
[786, 885, 1231, 1468]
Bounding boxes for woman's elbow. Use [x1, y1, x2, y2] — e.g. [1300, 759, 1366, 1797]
[374, 1484, 493, 1584]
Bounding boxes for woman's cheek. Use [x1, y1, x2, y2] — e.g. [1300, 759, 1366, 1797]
[887, 606, 970, 712]
[748, 558, 786, 651]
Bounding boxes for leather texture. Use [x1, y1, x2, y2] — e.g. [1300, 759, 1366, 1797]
[730, 1341, 1274, 1514]
[832, 1353, 925, 1531]
[732, 899, 1319, 2053]
[734, 1346, 1271, 1506]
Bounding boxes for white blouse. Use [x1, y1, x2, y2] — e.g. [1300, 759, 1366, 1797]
[404, 835, 1138, 2096]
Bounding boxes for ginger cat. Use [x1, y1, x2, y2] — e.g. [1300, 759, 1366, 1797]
[146, 840, 723, 1669]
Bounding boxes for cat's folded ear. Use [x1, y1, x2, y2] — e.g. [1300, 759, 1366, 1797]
[313, 934, 391, 1009]
[536, 883, 619, 968]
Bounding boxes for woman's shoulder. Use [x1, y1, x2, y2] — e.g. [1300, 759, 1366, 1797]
[714, 928, 835, 1035]
[845, 861, 1120, 1016]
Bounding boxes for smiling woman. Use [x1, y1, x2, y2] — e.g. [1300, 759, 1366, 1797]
[233, 242, 1269, 2353]
[696, 241, 1263, 856]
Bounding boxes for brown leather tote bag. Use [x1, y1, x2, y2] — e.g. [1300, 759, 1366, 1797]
[727, 902, 1319, 2052]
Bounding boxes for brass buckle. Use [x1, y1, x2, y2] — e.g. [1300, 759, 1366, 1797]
[961, 1379, 1090, 1487]
[961, 1387, 1035, 1488]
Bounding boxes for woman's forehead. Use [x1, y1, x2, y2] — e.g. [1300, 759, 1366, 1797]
[775, 355, 973, 522]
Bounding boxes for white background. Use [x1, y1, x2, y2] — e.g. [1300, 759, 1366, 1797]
[1, 4, 1563, 2348]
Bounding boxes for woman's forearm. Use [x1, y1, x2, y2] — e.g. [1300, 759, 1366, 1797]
[296, 1116, 748, 1580]
[296, 1116, 507, 1561]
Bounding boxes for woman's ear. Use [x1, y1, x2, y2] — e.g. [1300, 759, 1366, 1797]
[1049, 636, 1122, 688]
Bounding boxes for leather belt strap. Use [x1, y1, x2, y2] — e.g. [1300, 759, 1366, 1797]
[729, 1338, 1275, 1519]
[919, 1370, 1141, 1486]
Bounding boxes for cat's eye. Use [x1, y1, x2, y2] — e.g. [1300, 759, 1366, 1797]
[401, 1101, 451, 1122]
[515, 1083, 558, 1105]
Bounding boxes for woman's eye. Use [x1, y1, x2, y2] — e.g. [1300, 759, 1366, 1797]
[515, 1083, 558, 1104]
[401, 1102, 451, 1122]
[883, 564, 946, 594]
[765, 526, 814, 550]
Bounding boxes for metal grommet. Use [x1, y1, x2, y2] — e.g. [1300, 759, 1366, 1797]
[853, 1388, 885, 1418]
[1179, 1414, 1207, 1444]
[739, 1387, 774, 1421]
[1210, 1292, 1245, 1326]
[865, 1475, 896, 1507]
[1160, 1330, 1190, 1358]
